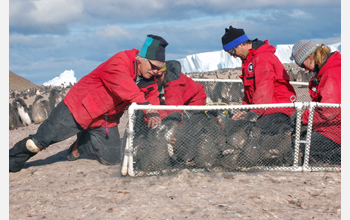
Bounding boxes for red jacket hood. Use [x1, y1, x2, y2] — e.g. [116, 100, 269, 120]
[249, 40, 275, 54]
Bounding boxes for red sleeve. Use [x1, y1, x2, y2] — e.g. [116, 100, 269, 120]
[302, 74, 341, 124]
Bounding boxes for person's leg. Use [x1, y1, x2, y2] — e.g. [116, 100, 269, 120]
[9, 101, 83, 172]
[35, 101, 84, 147]
[75, 126, 122, 165]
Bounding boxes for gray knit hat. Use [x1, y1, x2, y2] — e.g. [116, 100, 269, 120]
[290, 40, 318, 66]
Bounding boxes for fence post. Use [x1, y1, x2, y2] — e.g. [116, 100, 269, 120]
[292, 102, 303, 171]
[302, 102, 316, 171]
[121, 102, 136, 176]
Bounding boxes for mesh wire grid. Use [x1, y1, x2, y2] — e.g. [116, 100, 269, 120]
[121, 81, 340, 177]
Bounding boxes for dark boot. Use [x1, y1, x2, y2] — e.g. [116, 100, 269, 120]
[67, 140, 81, 161]
[9, 135, 43, 172]
[67, 132, 82, 161]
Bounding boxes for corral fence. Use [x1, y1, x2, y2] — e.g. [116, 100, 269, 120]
[121, 80, 341, 177]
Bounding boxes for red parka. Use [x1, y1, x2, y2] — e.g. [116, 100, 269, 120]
[160, 60, 207, 106]
[302, 51, 341, 144]
[158, 60, 207, 119]
[64, 49, 160, 129]
[239, 39, 297, 116]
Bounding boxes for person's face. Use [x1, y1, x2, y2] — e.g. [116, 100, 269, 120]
[138, 59, 164, 79]
[156, 71, 165, 87]
[227, 44, 246, 60]
[298, 55, 315, 72]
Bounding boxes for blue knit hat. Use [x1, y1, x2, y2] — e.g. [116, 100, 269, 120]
[139, 35, 168, 62]
[291, 40, 318, 66]
[221, 26, 249, 51]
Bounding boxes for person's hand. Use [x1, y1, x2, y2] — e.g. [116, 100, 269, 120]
[146, 110, 161, 129]
[231, 111, 247, 120]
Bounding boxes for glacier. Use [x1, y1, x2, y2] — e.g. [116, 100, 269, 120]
[177, 42, 341, 74]
[43, 70, 77, 86]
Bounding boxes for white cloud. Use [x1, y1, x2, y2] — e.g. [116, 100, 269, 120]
[95, 25, 131, 38]
[288, 10, 312, 19]
[310, 36, 342, 45]
[10, 0, 84, 33]
[30, 0, 84, 25]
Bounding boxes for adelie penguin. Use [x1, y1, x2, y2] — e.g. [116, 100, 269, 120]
[31, 95, 50, 124]
[12, 98, 32, 126]
[133, 112, 182, 173]
[48, 88, 63, 114]
[9, 103, 22, 130]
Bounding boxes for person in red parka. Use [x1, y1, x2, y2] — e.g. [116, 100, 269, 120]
[134, 60, 207, 138]
[221, 26, 297, 135]
[9, 34, 168, 173]
[291, 40, 341, 164]
[156, 60, 207, 118]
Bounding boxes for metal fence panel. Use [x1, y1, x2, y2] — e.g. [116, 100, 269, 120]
[120, 79, 339, 176]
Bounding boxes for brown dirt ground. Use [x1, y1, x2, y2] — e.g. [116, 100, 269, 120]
[8, 70, 342, 220]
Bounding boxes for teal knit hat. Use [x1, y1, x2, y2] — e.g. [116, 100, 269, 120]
[139, 35, 168, 62]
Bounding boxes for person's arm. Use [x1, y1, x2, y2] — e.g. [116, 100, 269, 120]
[303, 74, 341, 124]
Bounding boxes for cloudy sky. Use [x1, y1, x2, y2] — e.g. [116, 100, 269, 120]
[8, 0, 342, 85]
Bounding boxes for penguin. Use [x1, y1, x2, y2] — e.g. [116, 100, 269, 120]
[12, 98, 32, 126]
[237, 126, 262, 168]
[221, 119, 254, 170]
[194, 132, 221, 172]
[9, 103, 22, 130]
[31, 95, 50, 124]
[133, 112, 182, 172]
[257, 123, 294, 167]
[48, 88, 63, 114]
[212, 82, 244, 104]
[173, 110, 224, 170]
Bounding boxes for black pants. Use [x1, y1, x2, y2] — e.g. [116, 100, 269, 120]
[23, 101, 121, 165]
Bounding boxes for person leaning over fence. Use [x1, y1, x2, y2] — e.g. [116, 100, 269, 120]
[9, 34, 168, 173]
[291, 40, 341, 164]
[221, 26, 297, 134]
[134, 60, 207, 137]
[156, 60, 207, 118]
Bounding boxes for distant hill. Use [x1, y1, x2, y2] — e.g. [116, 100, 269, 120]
[9, 71, 38, 91]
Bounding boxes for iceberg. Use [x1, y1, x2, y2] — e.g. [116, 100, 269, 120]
[43, 69, 77, 86]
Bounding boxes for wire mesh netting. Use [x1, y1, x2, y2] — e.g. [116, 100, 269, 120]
[121, 81, 340, 177]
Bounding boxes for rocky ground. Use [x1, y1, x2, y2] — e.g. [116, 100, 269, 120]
[8, 69, 342, 219]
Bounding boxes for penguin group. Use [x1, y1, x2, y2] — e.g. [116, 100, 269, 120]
[9, 85, 69, 130]
[132, 109, 296, 174]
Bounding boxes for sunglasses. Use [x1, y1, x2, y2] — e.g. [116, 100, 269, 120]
[148, 59, 163, 71]
[229, 47, 236, 56]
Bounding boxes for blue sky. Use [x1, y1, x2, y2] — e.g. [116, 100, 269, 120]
[8, 0, 342, 85]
